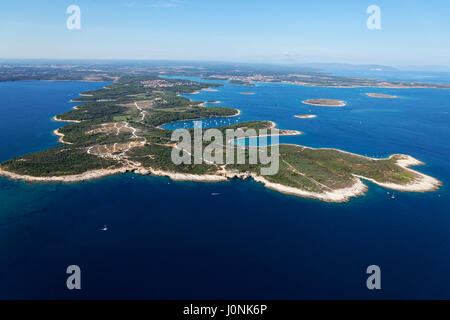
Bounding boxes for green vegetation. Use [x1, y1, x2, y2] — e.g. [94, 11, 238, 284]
[302, 99, 346, 107]
[265, 146, 418, 192]
[0, 76, 237, 177]
[0, 75, 428, 200]
[1, 146, 119, 177]
[113, 115, 134, 121]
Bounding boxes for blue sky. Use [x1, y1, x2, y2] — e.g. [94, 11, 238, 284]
[0, 0, 449, 66]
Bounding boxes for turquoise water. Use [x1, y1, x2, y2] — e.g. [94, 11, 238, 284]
[1, 78, 449, 299]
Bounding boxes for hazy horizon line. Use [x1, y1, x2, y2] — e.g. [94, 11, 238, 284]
[2, 58, 450, 72]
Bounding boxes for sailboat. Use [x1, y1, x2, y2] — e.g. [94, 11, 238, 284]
[391, 192, 396, 199]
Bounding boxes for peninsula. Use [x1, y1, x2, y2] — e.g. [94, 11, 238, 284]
[0, 76, 441, 202]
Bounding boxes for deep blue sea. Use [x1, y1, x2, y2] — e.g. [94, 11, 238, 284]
[1, 74, 449, 299]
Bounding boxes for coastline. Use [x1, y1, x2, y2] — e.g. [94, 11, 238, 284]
[253, 174, 368, 202]
[354, 155, 442, 192]
[156, 108, 241, 129]
[301, 99, 346, 107]
[366, 93, 398, 98]
[283, 81, 450, 90]
[0, 82, 442, 203]
[201, 88, 219, 92]
[0, 164, 365, 202]
[231, 121, 302, 143]
[52, 114, 80, 144]
[52, 115, 81, 123]
[0, 148, 440, 202]
[52, 128, 72, 144]
[198, 100, 221, 107]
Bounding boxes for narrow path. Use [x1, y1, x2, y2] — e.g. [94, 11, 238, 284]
[86, 101, 149, 163]
[135, 102, 147, 122]
[124, 122, 139, 139]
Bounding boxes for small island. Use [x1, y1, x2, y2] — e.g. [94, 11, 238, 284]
[295, 115, 317, 119]
[302, 99, 346, 107]
[366, 93, 397, 99]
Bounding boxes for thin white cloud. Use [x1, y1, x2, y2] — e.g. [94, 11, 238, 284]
[151, 0, 183, 8]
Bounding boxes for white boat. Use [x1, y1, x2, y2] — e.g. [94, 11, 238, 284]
[101, 225, 108, 231]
